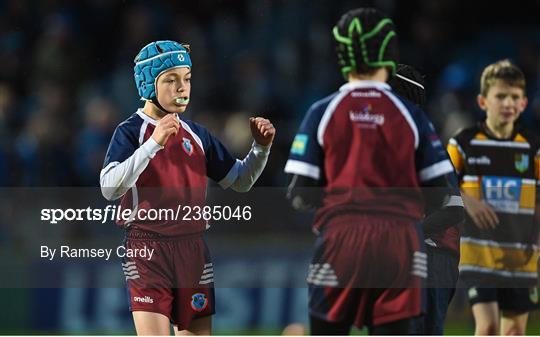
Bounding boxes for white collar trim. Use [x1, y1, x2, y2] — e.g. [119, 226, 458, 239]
[339, 80, 390, 92]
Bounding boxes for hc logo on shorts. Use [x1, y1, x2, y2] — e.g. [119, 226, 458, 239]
[190, 293, 208, 312]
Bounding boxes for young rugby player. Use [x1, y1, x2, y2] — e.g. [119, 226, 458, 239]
[447, 59, 540, 335]
[388, 64, 464, 335]
[100, 40, 275, 335]
[285, 8, 461, 335]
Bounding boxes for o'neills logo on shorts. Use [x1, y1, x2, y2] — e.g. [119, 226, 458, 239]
[134, 296, 154, 304]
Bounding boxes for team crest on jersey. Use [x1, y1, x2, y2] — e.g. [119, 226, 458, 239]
[182, 137, 194, 156]
[514, 153, 529, 173]
[190, 293, 208, 312]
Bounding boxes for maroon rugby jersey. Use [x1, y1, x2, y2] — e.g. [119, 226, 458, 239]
[285, 81, 455, 231]
[103, 109, 237, 236]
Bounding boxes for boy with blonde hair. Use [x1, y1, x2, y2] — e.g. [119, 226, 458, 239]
[448, 59, 540, 335]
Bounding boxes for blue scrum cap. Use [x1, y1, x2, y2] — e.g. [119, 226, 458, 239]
[133, 40, 192, 100]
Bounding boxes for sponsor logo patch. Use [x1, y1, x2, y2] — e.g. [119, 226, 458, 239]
[430, 134, 442, 148]
[351, 90, 381, 98]
[481, 176, 521, 213]
[134, 296, 154, 304]
[467, 156, 491, 166]
[349, 104, 384, 126]
[291, 134, 308, 156]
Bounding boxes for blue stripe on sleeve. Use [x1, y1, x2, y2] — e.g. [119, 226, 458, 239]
[285, 93, 336, 179]
[397, 97, 455, 184]
[181, 119, 237, 182]
[103, 114, 143, 168]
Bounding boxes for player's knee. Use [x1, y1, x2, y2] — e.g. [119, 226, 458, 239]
[475, 322, 499, 335]
[501, 326, 525, 336]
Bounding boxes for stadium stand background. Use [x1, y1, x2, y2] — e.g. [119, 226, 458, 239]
[0, 0, 539, 334]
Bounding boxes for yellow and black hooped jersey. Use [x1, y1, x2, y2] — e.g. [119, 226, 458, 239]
[447, 122, 540, 286]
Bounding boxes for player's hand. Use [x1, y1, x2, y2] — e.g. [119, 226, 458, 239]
[250, 117, 275, 146]
[462, 193, 499, 230]
[152, 113, 180, 146]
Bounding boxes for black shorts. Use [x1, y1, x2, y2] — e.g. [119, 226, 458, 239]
[467, 287, 540, 313]
[409, 246, 459, 335]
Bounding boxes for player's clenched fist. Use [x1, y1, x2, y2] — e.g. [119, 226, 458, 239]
[250, 117, 275, 146]
[152, 113, 180, 146]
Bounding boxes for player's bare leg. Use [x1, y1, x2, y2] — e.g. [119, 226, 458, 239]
[500, 311, 528, 335]
[174, 316, 212, 335]
[472, 302, 499, 335]
[282, 322, 308, 335]
[132, 311, 171, 335]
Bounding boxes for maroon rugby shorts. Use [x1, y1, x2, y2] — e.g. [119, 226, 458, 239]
[122, 230, 215, 330]
[308, 214, 426, 328]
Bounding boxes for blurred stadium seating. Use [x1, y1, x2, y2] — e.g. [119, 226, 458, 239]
[0, 0, 539, 334]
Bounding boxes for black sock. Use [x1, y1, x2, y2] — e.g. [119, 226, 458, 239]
[310, 315, 351, 335]
[368, 318, 410, 335]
